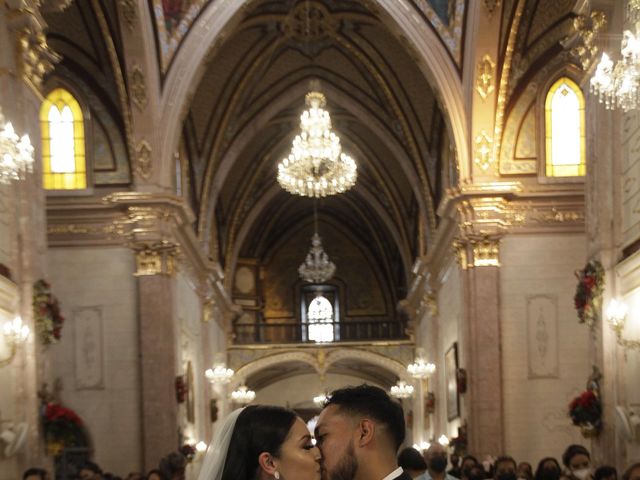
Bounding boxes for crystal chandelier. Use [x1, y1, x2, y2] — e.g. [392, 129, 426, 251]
[390, 381, 414, 399]
[313, 393, 328, 406]
[205, 364, 234, 384]
[591, 1, 640, 111]
[407, 355, 436, 379]
[277, 91, 357, 197]
[299, 233, 336, 283]
[231, 385, 256, 404]
[0, 107, 34, 184]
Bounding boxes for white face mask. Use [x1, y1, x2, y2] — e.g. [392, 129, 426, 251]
[573, 469, 591, 480]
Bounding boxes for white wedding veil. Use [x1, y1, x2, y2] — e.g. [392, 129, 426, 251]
[197, 408, 245, 480]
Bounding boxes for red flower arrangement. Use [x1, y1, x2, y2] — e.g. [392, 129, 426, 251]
[568, 389, 602, 437]
[42, 402, 87, 456]
[180, 444, 196, 462]
[175, 375, 186, 403]
[573, 260, 605, 328]
[33, 279, 65, 345]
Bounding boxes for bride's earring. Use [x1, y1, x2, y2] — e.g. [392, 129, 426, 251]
[274, 472, 280, 480]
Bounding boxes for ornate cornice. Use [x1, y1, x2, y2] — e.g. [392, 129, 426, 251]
[46, 192, 237, 328]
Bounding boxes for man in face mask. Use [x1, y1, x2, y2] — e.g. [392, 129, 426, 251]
[494, 456, 518, 480]
[415, 444, 459, 480]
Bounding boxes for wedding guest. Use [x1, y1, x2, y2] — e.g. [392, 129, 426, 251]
[594, 466, 617, 480]
[621, 463, 640, 480]
[493, 456, 517, 480]
[562, 445, 592, 480]
[158, 453, 186, 480]
[449, 454, 462, 478]
[23, 468, 49, 480]
[534, 457, 562, 480]
[518, 463, 534, 480]
[79, 462, 103, 480]
[398, 447, 428, 478]
[417, 443, 459, 480]
[146, 470, 166, 480]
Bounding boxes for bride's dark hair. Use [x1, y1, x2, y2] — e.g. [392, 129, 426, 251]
[221, 405, 297, 480]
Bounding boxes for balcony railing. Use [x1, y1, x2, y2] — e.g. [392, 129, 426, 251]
[232, 318, 408, 344]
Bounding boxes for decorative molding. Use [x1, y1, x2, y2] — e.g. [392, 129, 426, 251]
[483, 0, 501, 17]
[135, 140, 152, 180]
[118, 0, 137, 30]
[74, 306, 105, 390]
[471, 236, 500, 267]
[133, 241, 177, 276]
[130, 64, 147, 111]
[6, 3, 61, 96]
[527, 295, 559, 378]
[40, 0, 74, 13]
[562, 10, 606, 70]
[474, 130, 494, 172]
[476, 54, 496, 100]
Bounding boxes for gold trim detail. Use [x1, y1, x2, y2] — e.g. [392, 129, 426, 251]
[134, 241, 177, 276]
[474, 130, 494, 172]
[118, 0, 137, 30]
[565, 11, 606, 70]
[130, 64, 147, 111]
[476, 54, 496, 100]
[135, 140, 152, 180]
[471, 236, 500, 267]
[483, 0, 501, 17]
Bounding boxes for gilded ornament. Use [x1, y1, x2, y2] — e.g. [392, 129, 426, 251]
[483, 0, 501, 16]
[476, 54, 496, 100]
[471, 237, 500, 267]
[118, 0, 137, 30]
[134, 242, 177, 276]
[130, 64, 147, 111]
[564, 11, 606, 70]
[474, 130, 494, 172]
[135, 140, 152, 180]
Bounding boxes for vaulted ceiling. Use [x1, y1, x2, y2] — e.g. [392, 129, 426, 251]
[181, 0, 456, 298]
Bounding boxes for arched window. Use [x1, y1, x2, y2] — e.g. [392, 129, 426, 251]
[307, 294, 334, 343]
[40, 88, 87, 189]
[545, 77, 585, 177]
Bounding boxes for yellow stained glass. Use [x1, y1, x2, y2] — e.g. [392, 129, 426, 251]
[545, 77, 586, 177]
[40, 88, 87, 189]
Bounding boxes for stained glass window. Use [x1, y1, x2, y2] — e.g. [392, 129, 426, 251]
[41, 88, 87, 189]
[545, 77, 586, 177]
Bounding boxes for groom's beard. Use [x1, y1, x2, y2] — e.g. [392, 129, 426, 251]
[329, 440, 358, 480]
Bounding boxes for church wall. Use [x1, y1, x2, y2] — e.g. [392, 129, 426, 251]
[47, 247, 140, 475]
[500, 233, 589, 464]
[435, 258, 464, 442]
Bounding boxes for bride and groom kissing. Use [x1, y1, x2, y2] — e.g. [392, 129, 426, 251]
[197, 384, 413, 480]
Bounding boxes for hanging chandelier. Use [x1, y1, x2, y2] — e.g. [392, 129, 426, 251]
[299, 232, 336, 283]
[390, 381, 414, 399]
[231, 385, 256, 404]
[0, 107, 34, 184]
[205, 364, 234, 384]
[277, 91, 357, 198]
[591, 1, 640, 111]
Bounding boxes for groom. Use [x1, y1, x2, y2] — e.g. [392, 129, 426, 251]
[315, 384, 413, 480]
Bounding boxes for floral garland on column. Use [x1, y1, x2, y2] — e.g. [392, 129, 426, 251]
[573, 260, 605, 329]
[568, 367, 603, 438]
[33, 279, 65, 345]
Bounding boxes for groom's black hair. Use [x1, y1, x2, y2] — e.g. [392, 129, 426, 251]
[222, 405, 297, 480]
[324, 384, 405, 450]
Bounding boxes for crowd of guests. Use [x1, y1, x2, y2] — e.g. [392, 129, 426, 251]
[22, 451, 188, 480]
[397, 443, 639, 480]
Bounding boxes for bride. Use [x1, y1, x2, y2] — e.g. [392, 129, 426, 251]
[198, 405, 322, 480]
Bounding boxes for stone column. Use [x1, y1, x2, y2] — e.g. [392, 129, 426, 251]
[135, 245, 179, 471]
[457, 236, 503, 456]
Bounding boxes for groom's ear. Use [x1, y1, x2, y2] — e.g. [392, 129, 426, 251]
[357, 418, 375, 447]
[258, 452, 278, 476]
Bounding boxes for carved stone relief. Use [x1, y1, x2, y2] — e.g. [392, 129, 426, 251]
[74, 306, 104, 390]
[476, 54, 496, 100]
[135, 140, 152, 180]
[526, 295, 558, 378]
[130, 64, 147, 111]
[622, 111, 640, 248]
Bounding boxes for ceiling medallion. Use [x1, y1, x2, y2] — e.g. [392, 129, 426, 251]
[277, 91, 357, 198]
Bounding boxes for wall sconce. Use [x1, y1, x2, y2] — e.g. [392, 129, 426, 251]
[230, 385, 255, 404]
[390, 381, 415, 399]
[437, 434, 450, 446]
[195, 441, 207, 454]
[412, 441, 431, 451]
[407, 354, 436, 379]
[1, 317, 30, 367]
[205, 364, 234, 384]
[313, 393, 329, 406]
[605, 299, 640, 350]
[0, 107, 34, 184]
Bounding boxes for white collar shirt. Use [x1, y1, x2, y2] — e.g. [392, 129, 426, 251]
[383, 467, 405, 480]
